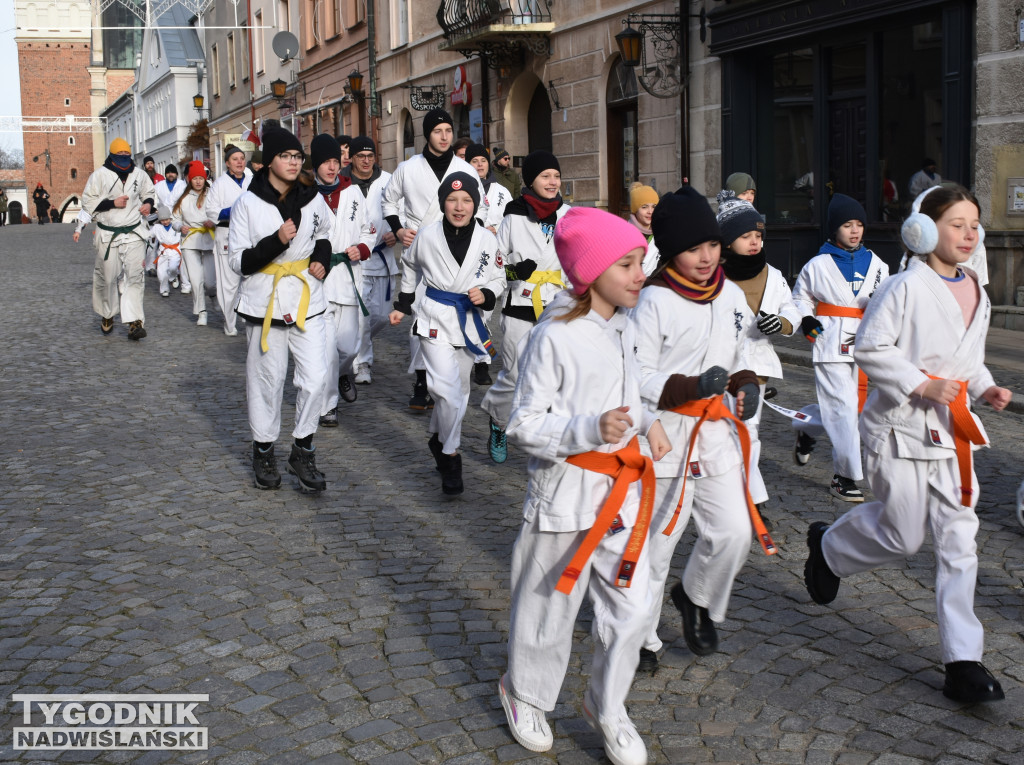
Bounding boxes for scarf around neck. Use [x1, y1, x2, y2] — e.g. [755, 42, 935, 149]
[629, 213, 652, 238]
[523, 190, 561, 222]
[722, 251, 766, 281]
[662, 264, 726, 303]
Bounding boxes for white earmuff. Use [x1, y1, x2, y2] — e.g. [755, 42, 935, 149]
[901, 185, 940, 254]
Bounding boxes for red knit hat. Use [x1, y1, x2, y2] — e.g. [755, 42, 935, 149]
[554, 207, 648, 295]
[186, 160, 207, 181]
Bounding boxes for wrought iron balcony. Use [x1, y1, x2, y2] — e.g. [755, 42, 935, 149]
[437, 0, 554, 62]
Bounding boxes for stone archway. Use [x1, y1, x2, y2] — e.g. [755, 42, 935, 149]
[502, 71, 543, 159]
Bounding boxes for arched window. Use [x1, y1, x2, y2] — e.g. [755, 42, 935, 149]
[68, 136, 75, 146]
[401, 110, 415, 161]
[606, 58, 639, 216]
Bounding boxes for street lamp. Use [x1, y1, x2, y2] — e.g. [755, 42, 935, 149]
[193, 93, 207, 116]
[615, 25, 642, 68]
[347, 69, 364, 97]
[270, 78, 288, 99]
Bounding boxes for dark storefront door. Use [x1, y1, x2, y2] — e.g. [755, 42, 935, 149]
[829, 97, 867, 204]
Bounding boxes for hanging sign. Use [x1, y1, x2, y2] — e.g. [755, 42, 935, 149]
[451, 65, 472, 106]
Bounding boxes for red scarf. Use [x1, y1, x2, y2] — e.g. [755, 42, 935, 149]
[662, 264, 726, 303]
[524, 192, 561, 221]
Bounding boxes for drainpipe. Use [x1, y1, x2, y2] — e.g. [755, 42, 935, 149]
[367, 0, 378, 143]
[246, 0, 256, 124]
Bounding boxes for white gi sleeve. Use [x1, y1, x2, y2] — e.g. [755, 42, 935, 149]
[854, 278, 930, 401]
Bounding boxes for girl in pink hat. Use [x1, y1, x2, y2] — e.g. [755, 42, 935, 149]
[498, 207, 669, 765]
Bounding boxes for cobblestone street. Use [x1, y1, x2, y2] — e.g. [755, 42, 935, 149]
[1, 223, 1022, 764]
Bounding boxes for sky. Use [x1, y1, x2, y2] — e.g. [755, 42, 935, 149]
[0, 0, 24, 155]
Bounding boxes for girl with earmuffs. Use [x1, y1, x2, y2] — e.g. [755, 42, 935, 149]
[803, 184, 1012, 705]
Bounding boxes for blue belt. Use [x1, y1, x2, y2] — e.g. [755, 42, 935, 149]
[373, 245, 391, 301]
[424, 286, 496, 358]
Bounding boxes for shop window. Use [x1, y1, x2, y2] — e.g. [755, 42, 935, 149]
[771, 48, 814, 224]
[606, 58, 638, 216]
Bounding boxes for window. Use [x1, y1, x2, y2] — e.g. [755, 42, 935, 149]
[254, 10, 265, 73]
[64, 97, 70, 106]
[304, 0, 316, 49]
[240, 24, 250, 81]
[211, 43, 220, 97]
[328, 0, 341, 38]
[68, 136, 75, 146]
[606, 58, 638, 216]
[279, 0, 290, 32]
[390, 0, 408, 47]
[345, 0, 365, 28]
[70, 168, 77, 179]
[771, 48, 815, 224]
[227, 33, 236, 88]
[101, 3, 142, 69]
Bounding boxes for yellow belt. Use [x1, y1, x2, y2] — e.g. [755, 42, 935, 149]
[257, 258, 311, 352]
[525, 270, 565, 319]
[182, 226, 215, 246]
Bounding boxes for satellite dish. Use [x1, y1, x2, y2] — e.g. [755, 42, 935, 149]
[272, 31, 300, 62]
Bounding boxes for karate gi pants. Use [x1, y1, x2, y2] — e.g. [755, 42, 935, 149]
[822, 433, 983, 663]
[322, 302, 361, 414]
[181, 248, 215, 315]
[745, 383, 769, 505]
[93, 236, 145, 325]
[244, 315, 327, 443]
[421, 337, 475, 454]
[213, 228, 241, 333]
[642, 470, 751, 652]
[480, 314, 533, 429]
[506, 516, 650, 720]
[157, 250, 181, 294]
[354, 274, 395, 368]
[814, 361, 863, 480]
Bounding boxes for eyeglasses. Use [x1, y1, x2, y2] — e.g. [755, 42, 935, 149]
[354, 152, 375, 160]
[278, 152, 304, 163]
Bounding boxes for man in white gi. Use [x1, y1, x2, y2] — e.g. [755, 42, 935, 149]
[206, 145, 253, 335]
[79, 137, 156, 340]
[382, 108, 485, 408]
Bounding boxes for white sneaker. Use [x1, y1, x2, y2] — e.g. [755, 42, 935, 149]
[499, 674, 552, 753]
[160, 291, 169, 297]
[181, 288, 191, 295]
[224, 325, 238, 337]
[583, 690, 647, 765]
[196, 311, 207, 326]
[170, 277, 179, 289]
[354, 363, 372, 385]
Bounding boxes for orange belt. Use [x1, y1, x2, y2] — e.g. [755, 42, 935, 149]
[556, 436, 655, 595]
[667, 395, 776, 556]
[927, 375, 987, 506]
[816, 303, 868, 412]
[160, 242, 181, 254]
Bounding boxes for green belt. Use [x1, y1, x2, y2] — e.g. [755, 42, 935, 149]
[96, 221, 145, 261]
[329, 252, 369, 317]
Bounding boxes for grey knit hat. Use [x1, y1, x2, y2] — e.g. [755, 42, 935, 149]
[716, 190, 765, 246]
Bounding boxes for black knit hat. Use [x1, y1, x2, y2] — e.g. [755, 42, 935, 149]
[465, 143, 489, 165]
[311, 134, 341, 171]
[261, 127, 304, 164]
[716, 190, 765, 246]
[652, 186, 722, 269]
[422, 109, 453, 138]
[164, 164, 178, 176]
[349, 136, 375, 156]
[826, 193, 866, 239]
[522, 150, 560, 188]
[337, 134, 352, 148]
[143, 155, 155, 164]
[437, 171, 480, 216]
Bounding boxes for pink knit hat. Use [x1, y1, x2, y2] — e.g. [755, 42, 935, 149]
[554, 207, 648, 295]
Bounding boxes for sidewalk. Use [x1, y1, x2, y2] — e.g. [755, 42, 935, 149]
[775, 325, 1024, 414]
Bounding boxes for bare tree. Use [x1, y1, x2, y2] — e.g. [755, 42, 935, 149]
[0, 147, 25, 169]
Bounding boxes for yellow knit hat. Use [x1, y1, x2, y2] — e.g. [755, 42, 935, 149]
[109, 137, 131, 154]
[629, 183, 659, 214]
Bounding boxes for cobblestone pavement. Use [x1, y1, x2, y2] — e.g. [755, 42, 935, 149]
[1, 224, 1022, 764]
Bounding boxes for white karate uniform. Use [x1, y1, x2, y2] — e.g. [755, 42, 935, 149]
[792, 250, 889, 480]
[81, 165, 156, 326]
[149, 178, 186, 274]
[351, 169, 399, 370]
[481, 180, 511, 230]
[321, 184, 377, 415]
[735, 266, 802, 504]
[480, 202, 571, 430]
[504, 291, 655, 721]
[207, 168, 253, 334]
[632, 280, 754, 648]
[151, 223, 182, 295]
[382, 153, 486, 374]
[822, 258, 994, 663]
[173, 190, 216, 317]
[229, 185, 333, 443]
[400, 220, 503, 453]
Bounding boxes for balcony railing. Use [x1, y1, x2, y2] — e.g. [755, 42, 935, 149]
[437, 0, 552, 43]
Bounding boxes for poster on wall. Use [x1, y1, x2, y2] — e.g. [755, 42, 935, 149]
[469, 108, 483, 144]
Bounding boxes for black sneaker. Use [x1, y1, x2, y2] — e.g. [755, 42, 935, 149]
[127, 320, 147, 340]
[943, 661, 1005, 703]
[437, 451, 464, 495]
[830, 475, 864, 502]
[252, 444, 281, 490]
[428, 433, 443, 472]
[756, 502, 774, 532]
[100, 317, 114, 334]
[409, 380, 431, 410]
[473, 362, 493, 385]
[804, 522, 840, 604]
[794, 431, 816, 465]
[670, 582, 718, 656]
[339, 374, 357, 403]
[287, 444, 326, 493]
[637, 648, 659, 674]
[318, 409, 339, 428]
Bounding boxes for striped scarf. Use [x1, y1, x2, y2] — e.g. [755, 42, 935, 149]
[661, 264, 726, 303]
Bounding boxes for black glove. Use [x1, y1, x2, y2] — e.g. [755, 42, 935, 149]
[514, 259, 537, 281]
[737, 383, 760, 420]
[393, 291, 415, 316]
[697, 366, 729, 398]
[756, 311, 783, 335]
[801, 316, 824, 343]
